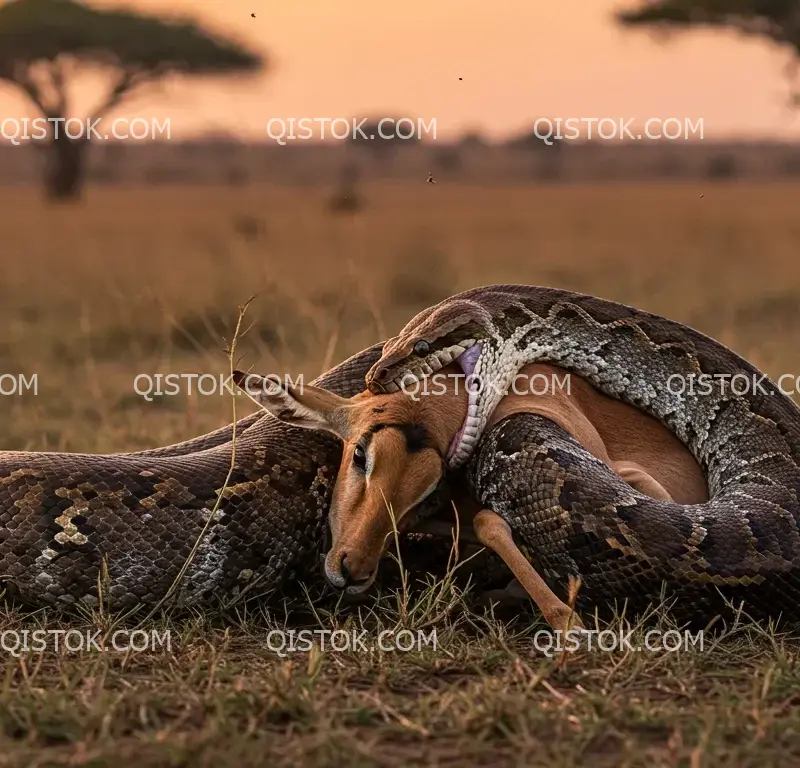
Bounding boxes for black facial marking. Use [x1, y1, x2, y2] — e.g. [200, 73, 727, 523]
[366, 422, 437, 454]
[400, 423, 431, 453]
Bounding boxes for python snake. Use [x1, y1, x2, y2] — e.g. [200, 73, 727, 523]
[0, 343, 451, 610]
[366, 285, 800, 623]
[3, 285, 800, 623]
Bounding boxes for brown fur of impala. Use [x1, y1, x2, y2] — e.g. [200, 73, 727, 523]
[236, 363, 708, 595]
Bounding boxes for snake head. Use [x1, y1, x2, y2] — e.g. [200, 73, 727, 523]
[366, 285, 553, 466]
[366, 298, 493, 395]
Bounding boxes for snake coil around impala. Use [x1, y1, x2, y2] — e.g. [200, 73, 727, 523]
[367, 285, 800, 623]
[2, 285, 800, 622]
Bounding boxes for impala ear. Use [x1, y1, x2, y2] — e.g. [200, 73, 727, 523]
[232, 370, 352, 438]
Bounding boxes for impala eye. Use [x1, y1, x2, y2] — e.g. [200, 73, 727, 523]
[413, 340, 430, 357]
[353, 444, 367, 470]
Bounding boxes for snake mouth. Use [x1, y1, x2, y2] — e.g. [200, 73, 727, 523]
[377, 340, 483, 467]
[376, 339, 478, 393]
[446, 344, 482, 465]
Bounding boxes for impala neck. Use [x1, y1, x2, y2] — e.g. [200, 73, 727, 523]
[413, 362, 470, 457]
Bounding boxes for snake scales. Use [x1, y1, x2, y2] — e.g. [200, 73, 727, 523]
[367, 285, 800, 623]
[0, 343, 452, 610]
[2, 285, 800, 623]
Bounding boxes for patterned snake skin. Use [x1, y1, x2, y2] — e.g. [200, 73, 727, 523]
[4, 284, 800, 623]
[0, 343, 449, 610]
[368, 285, 800, 624]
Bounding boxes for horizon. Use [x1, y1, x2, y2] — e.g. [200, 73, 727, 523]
[0, 0, 798, 143]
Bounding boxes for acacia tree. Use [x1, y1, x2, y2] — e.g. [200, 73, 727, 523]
[617, 1, 800, 103]
[0, 0, 264, 201]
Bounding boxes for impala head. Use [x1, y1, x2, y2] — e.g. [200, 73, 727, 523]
[365, 288, 539, 466]
[232, 368, 465, 595]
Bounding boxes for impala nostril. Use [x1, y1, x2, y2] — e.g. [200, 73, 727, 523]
[338, 553, 371, 589]
[340, 552, 351, 583]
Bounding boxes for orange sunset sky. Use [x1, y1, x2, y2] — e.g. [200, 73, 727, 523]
[2, 0, 799, 142]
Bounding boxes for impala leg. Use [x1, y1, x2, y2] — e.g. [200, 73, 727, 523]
[471, 508, 583, 632]
[614, 461, 672, 502]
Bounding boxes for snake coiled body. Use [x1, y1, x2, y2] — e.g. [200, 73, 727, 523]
[470, 414, 800, 623]
[0, 344, 401, 609]
[371, 286, 800, 623]
[4, 285, 800, 622]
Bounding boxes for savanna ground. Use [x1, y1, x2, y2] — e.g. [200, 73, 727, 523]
[1, 181, 800, 766]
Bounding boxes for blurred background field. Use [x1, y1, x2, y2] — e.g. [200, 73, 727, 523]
[2, 179, 799, 454]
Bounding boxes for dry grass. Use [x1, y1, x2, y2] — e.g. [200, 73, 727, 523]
[1, 180, 800, 765]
